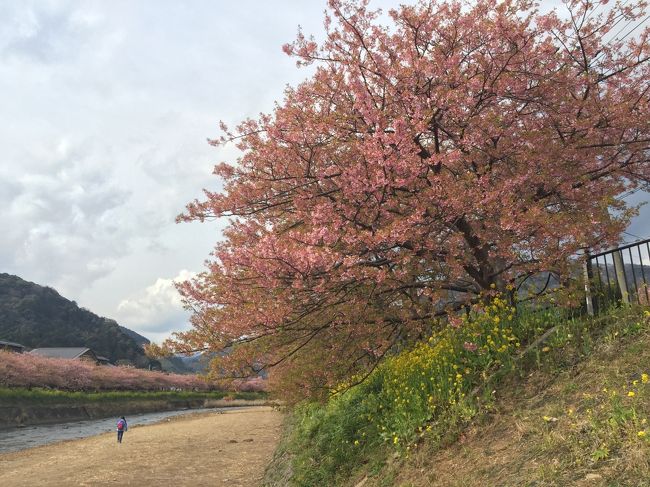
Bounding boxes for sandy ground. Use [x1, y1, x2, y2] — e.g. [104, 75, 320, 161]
[0, 406, 283, 487]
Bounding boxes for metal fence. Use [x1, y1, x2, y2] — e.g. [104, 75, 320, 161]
[584, 238, 650, 314]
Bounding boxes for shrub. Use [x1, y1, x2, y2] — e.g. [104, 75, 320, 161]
[0, 351, 214, 392]
[232, 377, 268, 392]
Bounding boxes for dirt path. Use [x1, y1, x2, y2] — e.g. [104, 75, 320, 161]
[0, 406, 283, 487]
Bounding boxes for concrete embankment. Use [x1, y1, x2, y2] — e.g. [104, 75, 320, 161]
[0, 398, 271, 428]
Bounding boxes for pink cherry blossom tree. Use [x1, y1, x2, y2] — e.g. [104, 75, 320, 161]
[0, 351, 213, 392]
[170, 0, 650, 398]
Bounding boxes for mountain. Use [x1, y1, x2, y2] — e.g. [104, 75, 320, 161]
[176, 352, 214, 373]
[118, 325, 150, 347]
[157, 353, 212, 375]
[0, 273, 150, 366]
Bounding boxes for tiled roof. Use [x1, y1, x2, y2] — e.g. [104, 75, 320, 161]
[29, 347, 94, 359]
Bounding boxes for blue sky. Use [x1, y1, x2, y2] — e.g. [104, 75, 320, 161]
[0, 0, 647, 343]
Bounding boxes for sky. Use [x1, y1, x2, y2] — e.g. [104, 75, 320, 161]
[1, 0, 648, 344]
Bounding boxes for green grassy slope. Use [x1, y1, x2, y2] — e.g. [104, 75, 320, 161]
[362, 309, 650, 487]
[264, 307, 650, 487]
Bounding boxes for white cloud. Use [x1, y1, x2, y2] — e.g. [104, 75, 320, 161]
[0, 137, 133, 293]
[116, 269, 196, 340]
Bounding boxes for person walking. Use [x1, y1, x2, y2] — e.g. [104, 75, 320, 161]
[116, 416, 128, 443]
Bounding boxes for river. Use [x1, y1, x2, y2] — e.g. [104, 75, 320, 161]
[0, 406, 247, 454]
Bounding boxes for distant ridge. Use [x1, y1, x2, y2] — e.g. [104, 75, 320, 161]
[118, 325, 150, 347]
[0, 273, 150, 367]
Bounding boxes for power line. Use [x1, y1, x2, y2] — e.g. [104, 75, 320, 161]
[623, 230, 648, 241]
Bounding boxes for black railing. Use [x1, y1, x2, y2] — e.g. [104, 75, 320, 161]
[586, 238, 650, 312]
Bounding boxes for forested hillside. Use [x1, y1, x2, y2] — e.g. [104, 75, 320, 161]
[0, 273, 148, 366]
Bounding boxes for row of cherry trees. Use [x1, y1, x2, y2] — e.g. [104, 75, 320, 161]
[167, 0, 650, 398]
[0, 351, 211, 392]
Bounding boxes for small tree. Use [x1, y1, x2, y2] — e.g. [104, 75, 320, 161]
[171, 0, 650, 398]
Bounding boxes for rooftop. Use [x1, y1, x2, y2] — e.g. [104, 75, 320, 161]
[30, 347, 95, 360]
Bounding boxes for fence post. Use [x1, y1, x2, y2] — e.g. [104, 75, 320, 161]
[612, 250, 630, 304]
[583, 250, 595, 316]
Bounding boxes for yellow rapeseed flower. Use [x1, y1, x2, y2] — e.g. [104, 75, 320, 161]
[638, 431, 646, 438]
[628, 391, 636, 397]
[642, 373, 649, 384]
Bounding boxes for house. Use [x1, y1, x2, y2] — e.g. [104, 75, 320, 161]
[0, 340, 26, 353]
[96, 355, 114, 366]
[30, 347, 101, 364]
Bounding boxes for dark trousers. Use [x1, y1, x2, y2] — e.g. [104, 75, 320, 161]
[117, 430, 124, 443]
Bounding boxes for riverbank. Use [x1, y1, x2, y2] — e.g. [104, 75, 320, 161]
[0, 406, 252, 454]
[0, 388, 272, 428]
[0, 406, 283, 487]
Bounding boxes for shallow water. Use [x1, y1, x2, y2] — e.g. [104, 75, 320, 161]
[0, 407, 245, 454]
